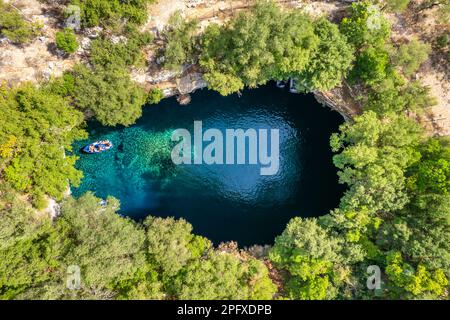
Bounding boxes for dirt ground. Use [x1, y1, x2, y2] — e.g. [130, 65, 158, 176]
[1, 0, 448, 135]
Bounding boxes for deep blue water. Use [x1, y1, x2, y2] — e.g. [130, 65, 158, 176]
[72, 84, 345, 246]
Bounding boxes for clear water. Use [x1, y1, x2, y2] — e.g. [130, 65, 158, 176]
[72, 84, 345, 246]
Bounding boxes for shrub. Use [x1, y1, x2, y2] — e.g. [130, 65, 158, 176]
[31, 192, 48, 211]
[436, 33, 449, 48]
[385, 0, 410, 12]
[55, 28, 78, 54]
[70, 0, 154, 28]
[147, 88, 164, 104]
[89, 30, 153, 68]
[350, 46, 391, 85]
[162, 11, 199, 70]
[393, 39, 431, 77]
[0, 0, 40, 44]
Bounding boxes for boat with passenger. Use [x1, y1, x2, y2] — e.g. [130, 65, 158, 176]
[83, 140, 113, 154]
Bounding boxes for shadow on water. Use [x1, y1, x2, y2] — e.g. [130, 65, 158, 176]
[72, 83, 346, 246]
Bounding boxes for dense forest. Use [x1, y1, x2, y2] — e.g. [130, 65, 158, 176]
[0, 0, 449, 299]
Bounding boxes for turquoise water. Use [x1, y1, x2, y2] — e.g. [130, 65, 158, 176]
[72, 84, 345, 246]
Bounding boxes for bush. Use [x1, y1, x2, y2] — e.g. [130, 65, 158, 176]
[162, 11, 199, 70]
[385, 0, 410, 12]
[392, 39, 431, 77]
[55, 28, 78, 54]
[436, 33, 449, 48]
[0, 0, 40, 44]
[89, 30, 153, 68]
[70, 0, 154, 28]
[31, 192, 48, 211]
[350, 46, 391, 85]
[147, 88, 164, 104]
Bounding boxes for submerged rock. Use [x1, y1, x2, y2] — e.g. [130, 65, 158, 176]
[177, 93, 191, 105]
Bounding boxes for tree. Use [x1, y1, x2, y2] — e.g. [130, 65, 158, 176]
[392, 39, 431, 77]
[55, 28, 78, 54]
[200, 1, 319, 94]
[407, 138, 450, 194]
[365, 74, 436, 114]
[173, 251, 276, 300]
[72, 64, 147, 126]
[0, 0, 41, 44]
[56, 193, 149, 294]
[297, 18, 354, 91]
[385, 252, 448, 298]
[350, 46, 392, 85]
[162, 11, 199, 70]
[341, 1, 391, 48]
[147, 88, 164, 105]
[144, 216, 211, 277]
[269, 217, 352, 299]
[0, 182, 61, 299]
[0, 83, 86, 201]
[330, 111, 423, 213]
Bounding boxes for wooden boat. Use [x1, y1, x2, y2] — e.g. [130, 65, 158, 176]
[83, 140, 113, 154]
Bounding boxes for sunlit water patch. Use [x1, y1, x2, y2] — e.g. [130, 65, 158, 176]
[72, 84, 345, 245]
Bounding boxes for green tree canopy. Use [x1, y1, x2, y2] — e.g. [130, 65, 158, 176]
[0, 83, 86, 201]
[72, 64, 147, 126]
[330, 111, 423, 213]
[392, 39, 431, 77]
[341, 1, 391, 48]
[56, 193, 148, 292]
[162, 11, 199, 70]
[173, 251, 276, 300]
[297, 18, 354, 91]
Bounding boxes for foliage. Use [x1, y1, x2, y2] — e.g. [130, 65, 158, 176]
[392, 39, 431, 77]
[0, 0, 41, 44]
[330, 111, 423, 213]
[162, 11, 199, 70]
[297, 18, 354, 91]
[173, 251, 276, 300]
[144, 216, 211, 277]
[55, 28, 78, 54]
[70, 0, 154, 28]
[200, 2, 321, 94]
[407, 138, 450, 194]
[364, 74, 436, 114]
[89, 30, 153, 69]
[0, 182, 60, 299]
[0, 83, 86, 201]
[72, 64, 147, 126]
[55, 193, 148, 293]
[385, 252, 448, 298]
[147, 88, 164, 104]
[350, 46, 392, 85]
[341, 1, 391, 48]
[383, 0, 410, 12]
[436, 33, 448, 49]
[269, 218, 352, 299]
